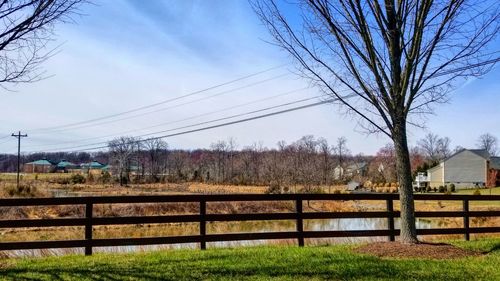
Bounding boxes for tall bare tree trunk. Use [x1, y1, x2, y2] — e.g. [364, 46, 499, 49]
[393, 119, 418, 244]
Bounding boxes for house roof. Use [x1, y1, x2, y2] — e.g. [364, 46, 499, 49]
[81, 161, 105, 168]
[56, 160, 77, 168]
[468, 149, 490, 159]
[25, 159, 54, 166]
[346, 162, 367, 171]
[491, 157, 500, 170]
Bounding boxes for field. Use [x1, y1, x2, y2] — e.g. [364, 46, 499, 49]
[0, 173, 498, 246]
[0, 238, 499, 280]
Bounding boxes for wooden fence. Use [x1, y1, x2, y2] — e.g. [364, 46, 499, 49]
[0, 193, 499, 255]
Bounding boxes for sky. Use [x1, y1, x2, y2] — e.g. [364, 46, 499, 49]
[0, 0, 498, 155]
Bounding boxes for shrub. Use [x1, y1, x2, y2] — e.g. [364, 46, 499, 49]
[299, 186, 324, 194]
[87, 172, 95, 183]
[70, 174, 86, 184]
[449, 184, 456, 192]
[333, 189, 341, 194]
[265, 184, 282, 194]
[425, 186, 432, 193]
[6, 182, 38, 197]
[55, 177, 70, 184]
[100, 171, 112, 184]
[438, 185, 446, 193]
[433, 187, 437, 192]
[473, 188, 481, 196]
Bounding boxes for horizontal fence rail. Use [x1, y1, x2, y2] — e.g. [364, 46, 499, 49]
[0, 194, 499, 255]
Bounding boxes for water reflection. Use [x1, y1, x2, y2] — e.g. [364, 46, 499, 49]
[3, 217, 432, 258]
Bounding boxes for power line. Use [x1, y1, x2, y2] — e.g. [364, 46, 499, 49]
[35, 94, 325, 152]
[32, 94, 355, 153]
[25, 87, 310, 149]
[27, 64, 287, 133]
[31, 72, 290, 134]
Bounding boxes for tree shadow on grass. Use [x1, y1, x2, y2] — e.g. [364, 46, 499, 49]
[0, 248, 493, 281]
[485, 243, 500, 254]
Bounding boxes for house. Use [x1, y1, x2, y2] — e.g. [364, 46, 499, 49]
[423, 149, 500, 188]
[55, 160, 78, 173]
[23, 159, 55, 173]
[80, 161, 106, 174]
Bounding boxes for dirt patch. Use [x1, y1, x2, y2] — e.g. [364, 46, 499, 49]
[354, 242, 482, 259]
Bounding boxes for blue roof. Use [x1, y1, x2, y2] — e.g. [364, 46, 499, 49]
[26, 159, 54, 165]
[56, 160, 77, 168]
[81, 161, 105, 168]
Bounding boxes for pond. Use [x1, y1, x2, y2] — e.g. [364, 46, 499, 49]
[3, 217, 433, 258]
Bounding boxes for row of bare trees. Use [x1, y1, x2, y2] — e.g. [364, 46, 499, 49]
[106, 135, 362, 187]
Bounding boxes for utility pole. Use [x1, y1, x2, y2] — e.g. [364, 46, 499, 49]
[11, 131, 27, 188]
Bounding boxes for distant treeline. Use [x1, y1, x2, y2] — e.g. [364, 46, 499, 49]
[0, 136, 381, 187]
[1, 132, 480, 187]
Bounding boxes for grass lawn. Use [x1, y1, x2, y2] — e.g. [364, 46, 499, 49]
[456, 186, 500, 195]
[1, 238, 499, 281]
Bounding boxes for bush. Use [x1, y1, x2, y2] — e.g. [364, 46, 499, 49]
[333, 189, 341, 194]
[449, 184, 456, 192]
[265, 184, 282, 194]
[100, 171, 112, 184]
[55, 177, 70, 185]
[426, 186, 432, 193]
[70, 174, 86, 184]
[438, 185, 446, 193]
[6, 182, 38, 197]
[473, 188, 481, 196]
[299, 186, 324, 194]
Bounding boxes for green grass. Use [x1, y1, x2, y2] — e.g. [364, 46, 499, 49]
[456, 187, 500, 206]
[1, 238, 499, 281]
[456, 187, 500, 195]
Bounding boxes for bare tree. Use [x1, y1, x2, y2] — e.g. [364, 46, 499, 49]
[418, 133, 451, 163]
[332, 137, 350, 181]
[143, 138, 168, 182]
[0, 0, 85, 88]
[108, 136, 139, 186]
[253, 0, 499, 243]
[317, 137, 333, 186]
[477, 133, 498, 156]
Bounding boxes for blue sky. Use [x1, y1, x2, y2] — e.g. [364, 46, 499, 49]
[0, 0, 498, 155]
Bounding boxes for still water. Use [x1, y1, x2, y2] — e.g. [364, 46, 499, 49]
[4, 217, 432, 258]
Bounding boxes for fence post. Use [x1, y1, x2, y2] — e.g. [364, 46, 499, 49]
[200, 200, 207, 250]
[85, 202, 93, 256]
[463, 199, 470, 241]
[296, 199, 304, 247]
[386, 198, 395, 241]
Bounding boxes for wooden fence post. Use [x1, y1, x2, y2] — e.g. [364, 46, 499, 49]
[386, 199, 395, 241]
[463, 199, 470, 241]
[85, 202, 93, 256]
[296, 199, 304, 247]
[200, 200, 207, 250]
